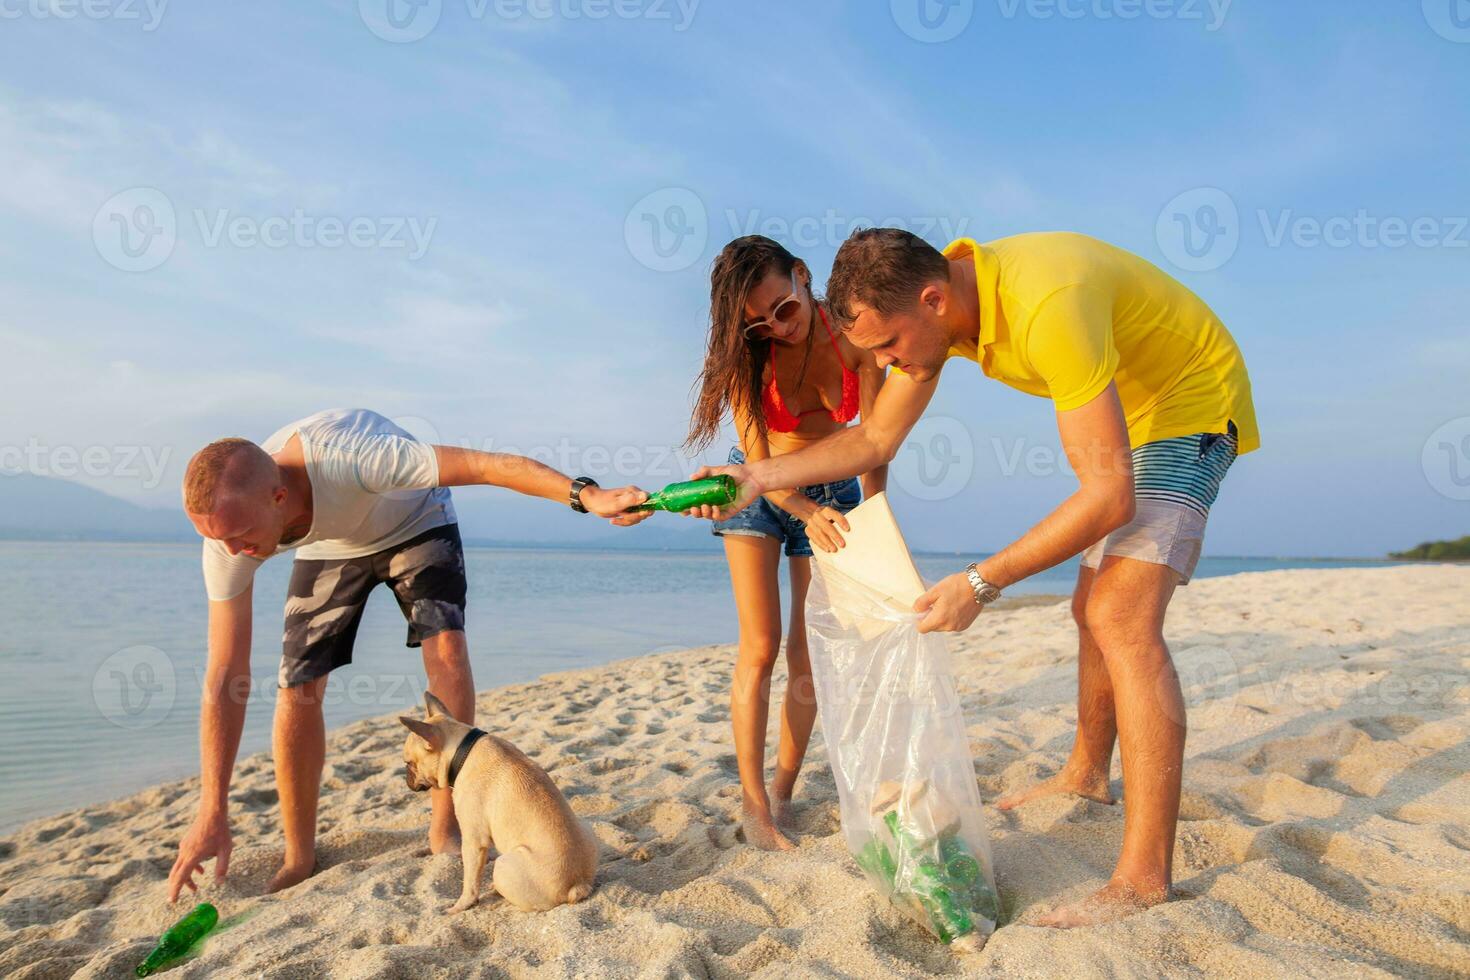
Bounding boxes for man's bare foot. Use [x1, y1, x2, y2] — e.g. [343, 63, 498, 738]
[741, 806, 796, 851]
[429, 824, 461, 856]
[997, 765, 1114, 810]
[267, 857, 317, 893]
[1036, 876, 1169, 928]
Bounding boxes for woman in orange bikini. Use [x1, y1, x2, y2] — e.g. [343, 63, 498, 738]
[685, 236, 887, 850]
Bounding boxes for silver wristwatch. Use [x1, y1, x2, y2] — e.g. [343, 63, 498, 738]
[964, 563, 1002, 607]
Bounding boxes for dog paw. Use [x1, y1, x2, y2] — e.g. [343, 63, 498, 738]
[446, 898, 477, 915]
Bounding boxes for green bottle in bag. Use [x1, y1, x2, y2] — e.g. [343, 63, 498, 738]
[136, 902, 218, 977]
[939, 834, 981, 885]
[856, 836, 899, 889]
[629, 475, 738, 513]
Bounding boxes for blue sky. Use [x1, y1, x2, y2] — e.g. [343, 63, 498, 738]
[1, 0, 1467, 556]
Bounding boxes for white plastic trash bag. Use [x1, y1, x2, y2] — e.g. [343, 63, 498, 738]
[806, 496, 999, 951]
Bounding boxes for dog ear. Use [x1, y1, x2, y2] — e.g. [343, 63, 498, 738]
[424, 691, 453, 719]
[399, 715, 443, 750]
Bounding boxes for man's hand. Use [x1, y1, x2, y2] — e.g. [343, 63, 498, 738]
[914, 572, 983, 634]
[168, 808, 232, 903]
[582, 485, 652, 525]
[680, 463, 763, 521]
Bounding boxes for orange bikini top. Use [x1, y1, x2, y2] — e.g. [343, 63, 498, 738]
[762, 306, 860, 433]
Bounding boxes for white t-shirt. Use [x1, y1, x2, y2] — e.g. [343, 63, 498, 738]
[202, 408, 455, 601]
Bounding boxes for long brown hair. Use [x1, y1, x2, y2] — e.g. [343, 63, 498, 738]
[685, 236, 801, 453]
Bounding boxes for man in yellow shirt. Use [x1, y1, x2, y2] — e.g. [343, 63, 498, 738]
[692, 228, 1258, 927]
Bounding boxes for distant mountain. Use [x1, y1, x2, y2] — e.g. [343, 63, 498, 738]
[0, 473, 194, 541]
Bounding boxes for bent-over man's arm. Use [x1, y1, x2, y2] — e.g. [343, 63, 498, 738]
[169, 586, 253, 901]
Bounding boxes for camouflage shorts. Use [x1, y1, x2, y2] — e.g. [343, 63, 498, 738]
[278, 523, 467, 688]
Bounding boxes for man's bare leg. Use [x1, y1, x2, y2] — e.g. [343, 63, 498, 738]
[422, 629, 475, 856]
[269, 674, 328, 892]
[1039, 556, 1182, 928]
[770, 556, 816, 830]
[998, 565, 1117, 810]
[724, 534, 796, 851]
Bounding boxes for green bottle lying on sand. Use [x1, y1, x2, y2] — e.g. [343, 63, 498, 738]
[136, 902, 218, 977]
[628, 475, 738, 513]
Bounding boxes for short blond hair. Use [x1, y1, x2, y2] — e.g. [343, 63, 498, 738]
[182, 438, 276, 515]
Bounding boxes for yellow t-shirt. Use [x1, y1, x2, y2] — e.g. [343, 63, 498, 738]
[942, 233, 1259, 454]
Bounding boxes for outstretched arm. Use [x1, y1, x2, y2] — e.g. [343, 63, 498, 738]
[432, 446, 649, 524]
[169, 587, 253, 902]
[690, 369, 938, 519]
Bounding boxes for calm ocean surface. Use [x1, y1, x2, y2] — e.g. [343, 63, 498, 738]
[0, 541, 1405, 830]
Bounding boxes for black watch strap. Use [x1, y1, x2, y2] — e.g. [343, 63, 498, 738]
[569, 476, 599, 513]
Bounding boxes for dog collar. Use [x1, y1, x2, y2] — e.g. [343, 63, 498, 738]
[446, 728, 486, 789]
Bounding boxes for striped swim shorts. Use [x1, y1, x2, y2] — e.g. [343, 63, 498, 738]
[1081, 422, 1239, 584]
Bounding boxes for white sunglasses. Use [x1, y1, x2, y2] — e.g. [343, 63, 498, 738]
[742, 269, 804, 339]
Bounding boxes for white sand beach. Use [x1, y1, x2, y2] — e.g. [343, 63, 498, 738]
[1, 564, 1466, 978]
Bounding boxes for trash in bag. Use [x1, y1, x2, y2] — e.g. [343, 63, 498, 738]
[808, 492, 999, 952]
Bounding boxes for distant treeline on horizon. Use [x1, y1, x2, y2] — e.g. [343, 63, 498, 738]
[1389, 536, 1470, 561]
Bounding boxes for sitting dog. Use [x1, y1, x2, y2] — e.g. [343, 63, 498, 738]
[401, 692, 598, 914]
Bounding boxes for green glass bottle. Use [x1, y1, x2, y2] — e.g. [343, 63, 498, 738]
[629, 475, 738, 513]
[938, 834, 981, 885]
[856, 836, 899, 890]
[910, 857, 975, 944]
[136, 902, 218, 977]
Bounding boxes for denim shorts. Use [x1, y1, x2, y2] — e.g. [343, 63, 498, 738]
[711, 447, 862, 558]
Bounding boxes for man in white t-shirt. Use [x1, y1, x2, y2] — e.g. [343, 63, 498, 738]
[167, 408, 649, 900]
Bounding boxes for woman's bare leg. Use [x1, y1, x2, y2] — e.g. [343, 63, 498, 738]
[770, 555, 816, 829]
[723, 533, 794, 851]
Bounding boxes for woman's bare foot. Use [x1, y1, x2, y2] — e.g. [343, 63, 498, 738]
[1036, 874, 1169, 928]
[997, 764, 1114, 810]
[267, 856, 317, 893]
[741, 805, 796, 851]
[769, 787, 795, 830]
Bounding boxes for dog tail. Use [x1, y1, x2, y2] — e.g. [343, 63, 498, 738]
[566, 881, 593, 904]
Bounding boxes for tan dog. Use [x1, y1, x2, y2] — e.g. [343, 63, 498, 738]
[400, 692, 598, 914]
